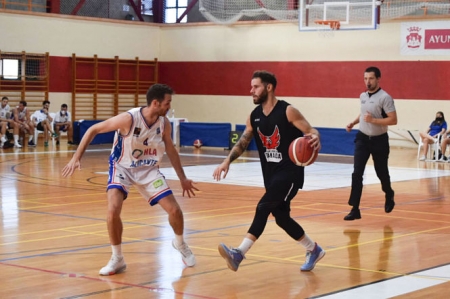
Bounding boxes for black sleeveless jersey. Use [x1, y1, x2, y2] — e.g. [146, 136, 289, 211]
[250, 100, 305, 187]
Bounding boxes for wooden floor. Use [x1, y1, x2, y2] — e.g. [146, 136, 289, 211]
[1, 140, 450, 299]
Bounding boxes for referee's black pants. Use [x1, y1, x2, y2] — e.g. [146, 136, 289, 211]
[348, 131, 394, 209]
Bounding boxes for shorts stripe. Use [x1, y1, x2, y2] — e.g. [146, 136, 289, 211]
[283, 183, 295, 201]
[148, 188, 172, 206]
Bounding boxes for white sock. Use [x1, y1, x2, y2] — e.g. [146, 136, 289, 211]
[0, 136, 6, 143]
[298, 234, 316, 252]
[29, 135, 33, 142]
[175, 234, 184, 246]
[14, 135, 19, 143]
[237, 238, 254, 255]
[111, 244, 122, 257]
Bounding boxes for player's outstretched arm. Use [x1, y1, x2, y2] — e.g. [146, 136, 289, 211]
[163, 118, 199, 197]
[62, 113, 131, 177]
[213, 115, 253, 181]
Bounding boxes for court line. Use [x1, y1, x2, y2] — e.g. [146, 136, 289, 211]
[1, 149, 448, 298]
[0, 261, 217, 299]
[313, 263, 450, 299]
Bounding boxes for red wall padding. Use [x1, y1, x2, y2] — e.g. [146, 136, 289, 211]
[49, 56, 72, 92]
[49, 57, 450, 100]
[159, 61, 450, 100]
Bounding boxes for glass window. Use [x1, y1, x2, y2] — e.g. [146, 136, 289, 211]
[164, 0, 187, 23]
[1, 59, 19, 80]
[166, 0, 177, 7]
[165, 8, 177, 23]
[142, 0, 153, 16]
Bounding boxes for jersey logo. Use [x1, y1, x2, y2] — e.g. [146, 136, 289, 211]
[257, 126, 282, 162]
[132, 149, 143, 159]
[133, 127, 141, 137]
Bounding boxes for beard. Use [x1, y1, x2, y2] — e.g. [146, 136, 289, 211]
[253, 89, 268, 105]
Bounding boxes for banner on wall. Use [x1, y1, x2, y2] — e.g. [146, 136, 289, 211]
[401, 21, 450, 55]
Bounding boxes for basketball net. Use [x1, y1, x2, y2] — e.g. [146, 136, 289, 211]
[314, 20, 340, 39]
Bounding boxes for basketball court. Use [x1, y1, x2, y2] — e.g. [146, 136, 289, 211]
[1, 143, 450, 298]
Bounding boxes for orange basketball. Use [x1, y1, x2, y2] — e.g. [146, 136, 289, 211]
[288, 136, 318, 166]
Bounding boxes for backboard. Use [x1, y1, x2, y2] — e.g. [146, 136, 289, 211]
[299, 0, 379, 32]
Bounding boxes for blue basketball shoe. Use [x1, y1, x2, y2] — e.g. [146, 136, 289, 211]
[301, 243, 325, 271]
[218, 243, 244, 272]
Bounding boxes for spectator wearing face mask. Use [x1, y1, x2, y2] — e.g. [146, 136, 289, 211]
[418, 111, 447, 161]
[54, 103, 74, 145]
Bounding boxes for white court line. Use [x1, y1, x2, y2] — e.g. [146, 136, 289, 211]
[318, 264, 450, 298]
[155, 162, 450, 191]
[93, 151, 450, 297]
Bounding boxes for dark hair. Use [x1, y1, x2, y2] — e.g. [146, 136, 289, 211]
[1, 96, 8, 101]
[42, 100, 50, 106]
[252, 70, 277, 90]
[20, 100, 27, 106]
[365, 66, 381, 78]
[433, 111, 445, 125]
[146, 84, 174, 105]
[61, 104, 68, 109]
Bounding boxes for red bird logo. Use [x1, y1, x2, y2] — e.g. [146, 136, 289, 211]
[257, 126, 280, 150]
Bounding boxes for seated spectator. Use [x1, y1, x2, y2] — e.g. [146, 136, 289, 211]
[54, 104, 74, 145]
[439, 130, 450, 162]
[419, 111, 447, 161]
[0, 97, 22, 148]
[32, 100, 58, 147]
[11, 100, 35, 147]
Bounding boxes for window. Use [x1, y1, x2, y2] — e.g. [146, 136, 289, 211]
[142, 0, 153, 16]
[165, 0, 188, 23]
[0, 59, 19, 80]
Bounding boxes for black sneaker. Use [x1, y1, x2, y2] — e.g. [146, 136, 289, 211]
[3, 142, 14, 149]
[385, 192, 395, 213]
[68, 141, 75, 145]
[56, 140, 60, 145]
[28, 141, 36, 147]
[344, 209, 361, 221]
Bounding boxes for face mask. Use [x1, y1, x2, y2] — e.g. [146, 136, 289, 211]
[61, 111, 66, 116]
[436, 117, 443, 121]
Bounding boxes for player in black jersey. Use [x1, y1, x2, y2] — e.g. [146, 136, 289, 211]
[213, 70, 325, 272]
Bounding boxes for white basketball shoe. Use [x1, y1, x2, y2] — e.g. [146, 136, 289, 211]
[172, 240, 196, 267]
[99, 255, 126, 276]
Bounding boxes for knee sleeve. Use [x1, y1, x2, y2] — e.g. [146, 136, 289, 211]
[272, 208, 305, 240]
[247, 202, 274, 238]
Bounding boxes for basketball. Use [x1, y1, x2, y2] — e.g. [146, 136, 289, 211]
[288, 136, 318, 166]
[193, 139, 203, 148]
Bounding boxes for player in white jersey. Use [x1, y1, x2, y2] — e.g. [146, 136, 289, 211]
[12, 100, 36, 147]
[54, 103, 74, 145]
[0, 96, 16, 147]
[62, 84, 199, 276]
[32, 100, 58, 147]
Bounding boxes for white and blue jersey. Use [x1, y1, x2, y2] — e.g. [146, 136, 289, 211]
[109, 107, 166, 169]
[107, 107, 172, 205]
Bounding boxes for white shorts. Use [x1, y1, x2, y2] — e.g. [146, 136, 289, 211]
[107, 163, 172, 206]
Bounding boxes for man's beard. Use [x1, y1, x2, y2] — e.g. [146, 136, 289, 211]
[253, 90, 268, 105]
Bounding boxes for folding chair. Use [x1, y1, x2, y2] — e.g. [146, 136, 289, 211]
[417, 133, 440, 161]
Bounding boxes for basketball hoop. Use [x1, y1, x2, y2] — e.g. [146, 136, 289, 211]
[314, 20, 340, 38]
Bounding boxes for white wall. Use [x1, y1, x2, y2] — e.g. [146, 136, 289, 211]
[1, 11, 449, 148]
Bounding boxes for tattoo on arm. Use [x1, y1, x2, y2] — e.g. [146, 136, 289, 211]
[229, 132, 252, 163]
